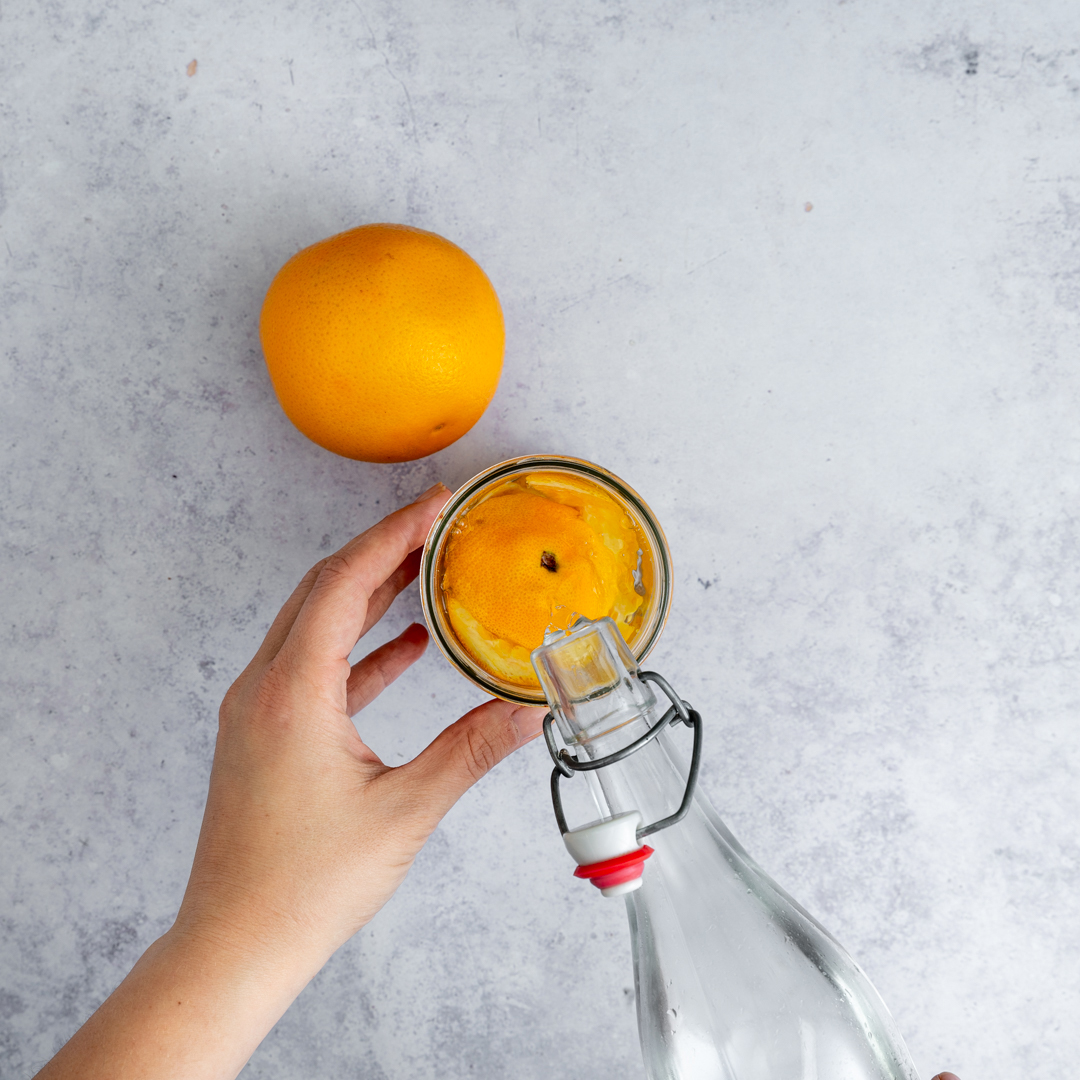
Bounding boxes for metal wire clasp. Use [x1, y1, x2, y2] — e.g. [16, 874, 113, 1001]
[542, 671, 703, 842]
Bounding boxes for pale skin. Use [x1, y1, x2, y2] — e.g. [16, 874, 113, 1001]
[33, 483, 545, 1080]
[31, 483, 962, 1080]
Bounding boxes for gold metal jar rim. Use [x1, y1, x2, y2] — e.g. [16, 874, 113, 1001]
[419, 454, 673, 706]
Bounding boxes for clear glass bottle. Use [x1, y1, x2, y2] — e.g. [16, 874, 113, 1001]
[533, 618, 920, 1080]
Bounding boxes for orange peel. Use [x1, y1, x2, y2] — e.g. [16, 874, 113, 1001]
[440, 472, 646, 686]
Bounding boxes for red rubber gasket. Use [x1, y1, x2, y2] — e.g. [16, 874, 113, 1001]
[573, 845, 654, 891]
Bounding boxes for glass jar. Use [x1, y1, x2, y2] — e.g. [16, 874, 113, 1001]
[420, 454, 673, 706]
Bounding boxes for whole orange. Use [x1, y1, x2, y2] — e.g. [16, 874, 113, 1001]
[259, 223, 504, 462]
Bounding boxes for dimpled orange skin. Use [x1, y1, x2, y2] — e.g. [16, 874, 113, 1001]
[259, 224, 505, 463]
[442, 490, 625, 649]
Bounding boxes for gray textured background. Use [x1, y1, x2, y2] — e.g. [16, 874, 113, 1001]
[2, 2, 1078, 1077]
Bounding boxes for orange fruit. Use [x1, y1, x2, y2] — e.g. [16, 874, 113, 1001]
[440, 473, 645, 686]
[259, 223, 504, 462]
[445, 490, 622, 648]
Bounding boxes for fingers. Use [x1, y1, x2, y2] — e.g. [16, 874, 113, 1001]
[253, 491, 434, 675]
[931, 1074, 961, 1080]
[249, 558, 329, 668]
[286, 485, 451, 666]
[393, 700, 548, 826]
[358, 548, 423, 640]
[346, 623, 429, 715]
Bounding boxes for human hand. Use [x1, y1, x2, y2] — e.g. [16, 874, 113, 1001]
[175, 481, 546, 972]
[35, 483, 546, 1080]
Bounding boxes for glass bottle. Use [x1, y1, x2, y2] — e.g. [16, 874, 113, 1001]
[532, 617, 920, 1080]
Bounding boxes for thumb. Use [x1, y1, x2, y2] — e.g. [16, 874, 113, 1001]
[398, 699, 547, 825]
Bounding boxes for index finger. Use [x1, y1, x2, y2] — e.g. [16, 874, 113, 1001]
[285, 484, 451, 665]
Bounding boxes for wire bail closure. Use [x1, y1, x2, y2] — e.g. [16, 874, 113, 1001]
[542, 671, 703, 843]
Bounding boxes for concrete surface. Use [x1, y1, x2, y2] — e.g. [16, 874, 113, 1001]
[2, 2, 1078, 1077]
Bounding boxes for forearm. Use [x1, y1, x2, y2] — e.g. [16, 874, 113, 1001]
[32, 489, 541, 1079]
[34, 924, 315, 1080]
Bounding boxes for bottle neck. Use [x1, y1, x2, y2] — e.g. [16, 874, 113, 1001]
[534, 617, 699, 835]
[558, 693, 695, 834]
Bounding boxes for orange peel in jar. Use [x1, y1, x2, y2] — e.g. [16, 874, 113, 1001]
[440, 471, 647, 687]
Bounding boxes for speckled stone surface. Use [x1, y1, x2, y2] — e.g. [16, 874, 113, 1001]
[2, 2, 1078, 1077]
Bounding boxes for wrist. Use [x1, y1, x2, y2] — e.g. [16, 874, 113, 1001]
[34, 921, 319, 1080]
[169, 888, 335, 996]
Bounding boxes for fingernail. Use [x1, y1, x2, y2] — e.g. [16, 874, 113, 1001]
[931, 1073, 961, 1080]
[402, 622, 429, 646]
[511, 706, 548, 745]
[414, 481, 447, 503]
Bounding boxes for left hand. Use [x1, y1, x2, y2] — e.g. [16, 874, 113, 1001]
[35, 482, 546, 1080]
[176, 480, 546, 972]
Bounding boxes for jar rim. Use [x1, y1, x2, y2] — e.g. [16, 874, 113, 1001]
[420, 454, 673, 706]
